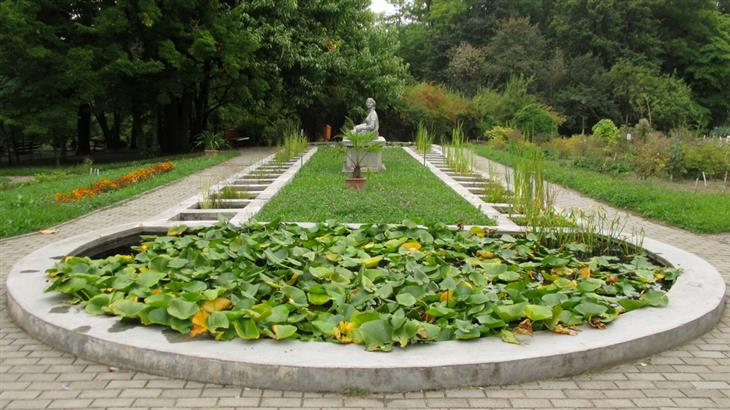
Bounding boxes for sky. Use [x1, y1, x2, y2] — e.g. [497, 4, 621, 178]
[370, 0, 397, 15]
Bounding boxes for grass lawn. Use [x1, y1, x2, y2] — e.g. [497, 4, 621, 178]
[256, 147, 494, 225]
[0, 151, 237, 239]
[473, 146, 730, 234]
[0, 153, 212, 177]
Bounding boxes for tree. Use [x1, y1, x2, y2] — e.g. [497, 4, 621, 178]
[551, 53, 619, 134]
[548, 0, 663, 66]
[472, 75, 537, 132]
[512, 103, 558, 141]
[654, 0, 730, 125]
[484, 17, 548, 85]
[608, 60, 708, 129]
[0, 0, 94, 163]
[446, 42, 488, 95]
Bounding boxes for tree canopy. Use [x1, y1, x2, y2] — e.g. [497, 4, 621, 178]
[1, 0, 728, 158]
[387, 0, 729, 134]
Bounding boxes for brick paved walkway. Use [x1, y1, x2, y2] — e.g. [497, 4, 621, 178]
[1, 149, 728, 409]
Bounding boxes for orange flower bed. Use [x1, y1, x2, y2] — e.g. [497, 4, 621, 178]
[55, 162, 174, 202]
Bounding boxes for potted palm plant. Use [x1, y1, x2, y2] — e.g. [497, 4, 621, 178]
[195, 131, 229, 155]
[343, 130, 380, 189]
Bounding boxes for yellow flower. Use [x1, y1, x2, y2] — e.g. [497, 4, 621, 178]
[333, 320, 354, 343]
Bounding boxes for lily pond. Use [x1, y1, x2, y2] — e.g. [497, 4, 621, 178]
[47, 221, 679, 351]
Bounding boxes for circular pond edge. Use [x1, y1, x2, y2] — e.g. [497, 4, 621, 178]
[6, 222, 726, 392]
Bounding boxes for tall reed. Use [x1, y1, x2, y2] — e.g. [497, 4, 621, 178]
[445, 123, 473, 174]
[275, 133, 308, 163]
[415, 121, 432, 154]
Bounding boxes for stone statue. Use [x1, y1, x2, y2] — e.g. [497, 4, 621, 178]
[343, 97, 386, 173]
[352, 98, 379, 136]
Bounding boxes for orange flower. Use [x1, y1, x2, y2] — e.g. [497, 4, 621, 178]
[54, 162, 174, 202]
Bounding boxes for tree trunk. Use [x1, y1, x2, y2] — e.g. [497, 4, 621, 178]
[96, 110, 124, 150]
[192, 63, 211, 139]
[159, 94, 193, 153]
[76, 103, 91, 155]
[132, 108, 145, 152]
[96, 110, 112, 146]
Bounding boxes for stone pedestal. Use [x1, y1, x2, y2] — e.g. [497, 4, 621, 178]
[342, 136, 386, 173]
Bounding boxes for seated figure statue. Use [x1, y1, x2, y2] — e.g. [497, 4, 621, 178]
[352, 97, 380, 136]
[343, 97, 386, 172]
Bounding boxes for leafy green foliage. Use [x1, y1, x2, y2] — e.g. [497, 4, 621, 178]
[194, 132, 230, 151]
[400, 83, 472, 138]
[47, 221, 679, 350]
[512, 104, 558, 141]
[386, 0, 729, 132]
[592, 119, 620, 143]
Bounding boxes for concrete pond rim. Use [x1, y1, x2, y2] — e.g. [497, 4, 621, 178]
[5, 222, 726, 392]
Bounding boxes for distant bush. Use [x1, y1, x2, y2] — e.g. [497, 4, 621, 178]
[631, 133, 673, 179]
[709, 125, 730, 138]
[683, 139, 730, 178]
[484, 125, 519, 142]
[512, 104, 557, 141]
[400, 83, 472, 139]
[592, 119, 619, 143]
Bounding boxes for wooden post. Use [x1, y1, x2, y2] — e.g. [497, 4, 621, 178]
[324, 125, 331, 142]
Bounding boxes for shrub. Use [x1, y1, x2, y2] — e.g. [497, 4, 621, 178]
[484, 125, 519, 142]
[683, 139, 730, 178]
[544, 135, 597, 160]
[194, 131, 230, 151]
[632, 134, 670, 179]
[400, 83, 472, 138]
[512, 103, 557, 141]
[709, 125, 730, 138]
[473, 74, 536, 133]
[592, 119, 619, 143]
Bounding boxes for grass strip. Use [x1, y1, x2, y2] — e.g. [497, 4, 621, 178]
[473, 146, 730, 234]
[0, 151, 238, 239]
[0, 152, 211, 176]
[257, 147, 494, 225]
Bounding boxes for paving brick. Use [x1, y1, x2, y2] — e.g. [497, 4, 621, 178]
[343, 397, 386, 407]
[217, 397, 261, 406]
[692, 381, 730, 389]
[550, 398, 593, 407]
[510, 398, 552, 408]
[259, 397, 302, 407]
[47, 399, 93, 408]
[174, 397, 219, 407]
[5, 399, 51, 409]
[301, 397, 344, 407]
[89, 398, 135, 408]
[119, 388, 162, 398]
[633, 398, 677, 407]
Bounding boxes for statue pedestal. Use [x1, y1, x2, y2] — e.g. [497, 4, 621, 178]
[342, 136, 386, 173]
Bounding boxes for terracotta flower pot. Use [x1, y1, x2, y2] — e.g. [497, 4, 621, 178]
[345, 177, 366, 190]
[204, 149, 219, 156]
